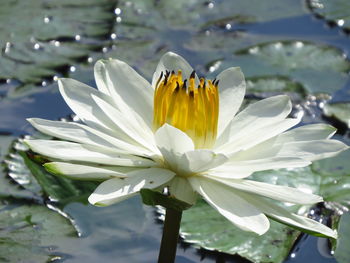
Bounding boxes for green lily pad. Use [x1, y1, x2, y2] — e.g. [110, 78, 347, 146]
[228, 41, 350, 96]
[21, 152, 98, 206]
[323, 102, 350, 128]
[308, 0, 350, 31]
[179, 168, 315, 263]
[0, 0, 117, 98]
[246, 76, 307, 100]
[0, 203, 77, 262]
[312, 148, 350, 208]
[3, 137, 98, 206]
[180, 147, 350, 262]
[0, 135, 39, 200]
[102, 0, 307, 80]
[181, 200, 300, 263]
[334, 212, 350, 263]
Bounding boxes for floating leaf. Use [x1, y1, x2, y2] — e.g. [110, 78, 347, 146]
[334, 212, 350, 263]
[0, 0, 117, 98]
[312, 148, 350, 208]
[323, 102, 350, 128]
[20, 151, 98, 206]
[229, 41, 350, 95]
[308, 0, 350, 31]
[0, 135, 39, 200]
[246, 76, 307, 100]
[181, 200, 300, 263]
[180, 153, 350, 262]
[0, 203, 77, 262]
[103, 0, 307, 80]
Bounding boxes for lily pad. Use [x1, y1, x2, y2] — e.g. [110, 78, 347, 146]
[0, 135, 39, 200]
[181, 200, 300, 263]
[246, 76, 307, 100]
[180, 148, 350, 263]
[0, 203, 77, 262]
[3, 137, 98, 206]
[0, 0, 117, 97]
[323, 102, 350, 128]
[308, 0, 350, 31]
[312, 148, 350, 208]
[334, 212, 350, 263]
[102, 0, 307, 80]
[227, 41, 350, 96]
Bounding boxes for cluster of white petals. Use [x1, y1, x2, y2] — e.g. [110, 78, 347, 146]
[26, 52, 348, 238]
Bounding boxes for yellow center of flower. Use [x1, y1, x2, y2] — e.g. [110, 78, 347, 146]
[153, 70, 219, 149]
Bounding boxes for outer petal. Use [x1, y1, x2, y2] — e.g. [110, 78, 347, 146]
[94, 59, 154, 128]
[270, 140, 349, 161]
[154, 124, 194, 171]
[216, 67, 246, 136]
[240, 192, 337, 239]
[152, 52, 198, 88]
[219, 157, 311, 173]
[44, 162, 138, 180]
[88, 168, 175, 206]
[270, 123, 336, 142]
[217, 118, 301, 156]
[58, 78, 119, 136]
[230, 138, 348, 163]
[24, 139, 155, 167]
[215, 95, 292, 148]
[91, 94, 158, 153]
[189, 177, 270, 235]
[27, 118, 151, 156]
[203, 175, 323, 205]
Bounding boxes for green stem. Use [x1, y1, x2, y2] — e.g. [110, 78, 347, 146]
[158, 208, 183, 263]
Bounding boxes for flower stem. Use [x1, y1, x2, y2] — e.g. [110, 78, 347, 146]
[158, 208, 182, 263]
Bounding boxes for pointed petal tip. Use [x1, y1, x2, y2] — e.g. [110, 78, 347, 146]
[88, 194, 104, 206]
[26, 117, 34, 123]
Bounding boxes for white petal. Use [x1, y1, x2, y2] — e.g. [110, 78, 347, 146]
[220, 157, 311, 173]
[152, 52, 198, 88]
[216, 67, 246, 136]
[180, 150, 228, 174]
[215, 95, 292, 148]
[167, 177, 198, 205]
[189, 177, 270, 235]
[91, 94, 158, 153]
[271, 140, 349, 161]
[272, 123, 337, 142]
[94, 60, 110, 95]
[97, 59, 154, 128]
[232, 138, 348, 162]
[240, 192, 337, 239]
[154, 124, 194, 171]
[217, 118, 300, 156]
[27, 118, 150, 156]
[58, 78, 120, 135]
[203, 175, 323, 205]
[44, 162, 138, 180]
[205, 168, 252, 179]
[25, 139, 155, 167]
[88, 167, 175, 206]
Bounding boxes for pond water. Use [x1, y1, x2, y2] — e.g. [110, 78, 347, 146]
[1, 0, 350, 262]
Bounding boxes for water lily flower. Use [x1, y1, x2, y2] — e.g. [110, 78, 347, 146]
[25, 52, 348, 238]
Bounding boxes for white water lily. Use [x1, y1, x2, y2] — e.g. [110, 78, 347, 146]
[25, 52, 348, 238]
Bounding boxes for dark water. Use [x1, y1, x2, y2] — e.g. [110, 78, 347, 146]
[0, 0, 349, 262]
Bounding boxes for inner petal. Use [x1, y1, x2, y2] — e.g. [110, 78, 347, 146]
[153, 70, 219, 149]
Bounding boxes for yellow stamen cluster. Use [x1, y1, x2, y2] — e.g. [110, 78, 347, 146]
[153, 70, 219, 149]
